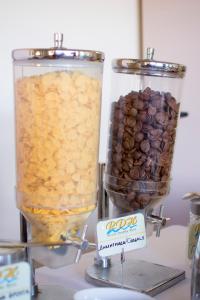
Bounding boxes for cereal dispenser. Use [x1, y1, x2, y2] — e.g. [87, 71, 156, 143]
[105, 48, 185, 215]
[12, 33, 104, 266]
[86, 49, 187, 296]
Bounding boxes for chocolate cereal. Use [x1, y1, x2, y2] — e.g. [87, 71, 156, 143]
[105, 87, 180, 211]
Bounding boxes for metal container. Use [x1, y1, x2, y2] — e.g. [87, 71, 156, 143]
[0, 247, 26, 266]
[105, 48, 186, 213]
[13, 33, 104, 244]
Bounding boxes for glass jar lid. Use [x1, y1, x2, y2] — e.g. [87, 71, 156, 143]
[112, 48, 186, 78]
[12, 32, 105, 62]
[183, 192, 200, 215]
[191, 200, 200, 216]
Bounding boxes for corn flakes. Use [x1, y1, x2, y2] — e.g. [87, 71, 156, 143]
[15, 70, 101, 243]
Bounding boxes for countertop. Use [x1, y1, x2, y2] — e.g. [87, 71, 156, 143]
[36, 225, 191, 299]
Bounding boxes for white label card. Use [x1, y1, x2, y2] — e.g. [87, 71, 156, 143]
[0, 262, 31, 300]
[97, 213, 146, 257]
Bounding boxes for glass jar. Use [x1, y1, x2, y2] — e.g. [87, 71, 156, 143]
[191, 231, 200, 299]
[188, 199, 200, 261]
[105, 48, 186, 213]
[13, 33, 104, 243]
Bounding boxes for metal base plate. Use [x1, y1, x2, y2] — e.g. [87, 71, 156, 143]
[86, 259, 185, 297]
[35, 285, 75, 300]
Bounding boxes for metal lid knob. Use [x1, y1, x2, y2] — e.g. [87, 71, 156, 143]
[146, 47, 155, 60]
[54, 32, 63, 48]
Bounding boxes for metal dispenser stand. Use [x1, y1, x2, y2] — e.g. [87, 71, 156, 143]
[85, 164, 185, 297]
[0, 163, 185, 298]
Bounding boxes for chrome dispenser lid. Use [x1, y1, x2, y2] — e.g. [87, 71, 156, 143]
[191, 200, 200, 216]
[112, 48, 186, 78]
[183, 192, 200, 200]
[12, 32, 104, 62]
[183, 192, 200, 216]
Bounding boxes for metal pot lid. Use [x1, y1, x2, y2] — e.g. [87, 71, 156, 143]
[112, 48, 186, 78]
[12, 32, 105, 62]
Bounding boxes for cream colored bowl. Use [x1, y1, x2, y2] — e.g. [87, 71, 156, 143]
[74, 288, 154, 300]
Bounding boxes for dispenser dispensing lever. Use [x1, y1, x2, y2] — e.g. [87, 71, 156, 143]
[156, 205, 164, 237]
[74, 224, 96, 263]
[146, 205, 170, 237]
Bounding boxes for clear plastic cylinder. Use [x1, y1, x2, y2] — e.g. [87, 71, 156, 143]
[14, 58, 103, 243]
[188, 199, 200, 261]
[105, 69, 184, 213]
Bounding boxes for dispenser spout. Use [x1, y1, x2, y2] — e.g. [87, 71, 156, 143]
[146, 205, 170, 237]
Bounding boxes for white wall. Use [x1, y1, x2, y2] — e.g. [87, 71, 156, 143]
[142, 0, 200, 225]
[0, 0, 140, 239]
